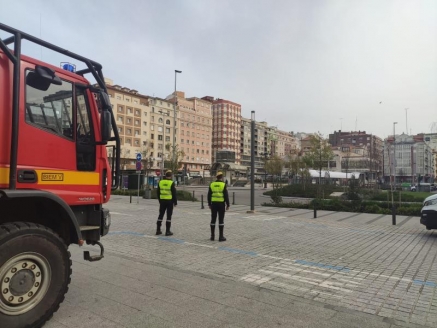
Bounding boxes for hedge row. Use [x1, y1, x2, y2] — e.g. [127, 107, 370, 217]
[262, 198, 422, 216]
[111, 189, 197, 201]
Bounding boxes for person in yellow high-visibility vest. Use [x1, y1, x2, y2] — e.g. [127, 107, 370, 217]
[207, 171, 230, 241]
[156, 170, 177, 236]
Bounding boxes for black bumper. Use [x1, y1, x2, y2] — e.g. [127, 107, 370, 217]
[420, 210, 437, 229]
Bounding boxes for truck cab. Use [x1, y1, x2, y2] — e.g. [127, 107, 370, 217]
[0, 23, 120, 327]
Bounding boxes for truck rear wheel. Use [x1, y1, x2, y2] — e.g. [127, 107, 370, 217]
[0, 222, 71, 328]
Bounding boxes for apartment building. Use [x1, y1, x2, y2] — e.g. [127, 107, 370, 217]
[106, 80, 177, 172]
[146, 97, 178, 170]
[240, 119, 269, 169]
[329, 130, 383, 179]
[383, 133, 435, 183]
[106, 81, 149, 170]
[167, 92, 212, 175]
[267, 127, 298, 157]
[204, 97, 242, 164]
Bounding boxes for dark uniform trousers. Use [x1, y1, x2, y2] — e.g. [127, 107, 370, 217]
[157, 200, 174, 229]
[210, 202, 225, 227]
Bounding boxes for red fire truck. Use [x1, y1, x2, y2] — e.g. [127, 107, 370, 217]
[0, 23, 120, 327]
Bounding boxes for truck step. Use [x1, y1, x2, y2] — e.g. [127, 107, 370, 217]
[80, 225, 100, 231]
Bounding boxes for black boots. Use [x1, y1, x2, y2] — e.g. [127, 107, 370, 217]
[165, 221, 173, 236]
[210, 225, 215, 241]
[219, 225, 226, 242]
[156, 222, 162, 235]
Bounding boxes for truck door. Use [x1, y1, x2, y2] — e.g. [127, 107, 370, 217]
[19, 67, 101, 204]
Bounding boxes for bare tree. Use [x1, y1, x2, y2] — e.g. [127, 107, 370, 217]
[164, 143, 186, 176]
[265, 155, 284, 203]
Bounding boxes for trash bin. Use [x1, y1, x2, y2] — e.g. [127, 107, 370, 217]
[143, 188, 151, 199]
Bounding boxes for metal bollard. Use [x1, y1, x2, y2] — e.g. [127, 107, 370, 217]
[130, 194, 132, 203]
[314, 207, 317, 218]
[192, 191, 195, 202]
[392, 206, 396, 225]
[201, 194, 204, 209]
[232, 192, 235, 205]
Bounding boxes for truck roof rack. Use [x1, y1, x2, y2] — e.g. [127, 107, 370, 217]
[0, 22, 120, 190]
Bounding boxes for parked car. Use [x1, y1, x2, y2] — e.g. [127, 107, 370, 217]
[420, 194, 437, 230]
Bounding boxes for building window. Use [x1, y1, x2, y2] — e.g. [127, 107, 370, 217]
[118, 106, 123, 112]
[127, 108, 133, 114]
[166, 128, 170, 133]
[126, 139, 131, 144]
[117, 116, 123, 123]
[135, 110, 140, 115]
[135, 120, 139, 125]
[158, 135, 163, 141]
[127, 128, 132, 135]
[127, 118, 131, 124]
[135, 130, 139, 136]
[166, 119, 171, 125]
[165, 136, 170, 142]
[144, 112, 147, 116]
[151, 134, 154, 139]
[135, 140, 139, 146]
[143, 121, 147, 126]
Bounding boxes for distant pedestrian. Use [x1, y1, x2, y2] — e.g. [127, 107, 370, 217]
[208, 171, 230, 241]
[156, 170, 177, 236]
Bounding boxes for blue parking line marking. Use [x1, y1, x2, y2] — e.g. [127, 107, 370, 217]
[218, 247, 258, 257]
[413, 280, 437, 287]
[295, 259, 350, 272]
[108, 231, 145, 236]
[157, 237, 185, 244]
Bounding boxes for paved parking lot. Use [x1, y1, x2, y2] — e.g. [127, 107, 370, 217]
[47, 196, 437, 327]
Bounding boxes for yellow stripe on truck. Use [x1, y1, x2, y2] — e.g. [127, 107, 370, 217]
[0, 168, 99, 185]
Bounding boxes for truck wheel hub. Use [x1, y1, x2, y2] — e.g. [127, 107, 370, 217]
[0, 253, 50, 315]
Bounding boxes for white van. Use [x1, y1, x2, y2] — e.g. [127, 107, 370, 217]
[420, 194, 437, 230]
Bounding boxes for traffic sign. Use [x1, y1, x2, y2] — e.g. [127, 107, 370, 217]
[136, 153, 142, 161]
[136, 161, 142, 171]
[136, 170, 141, 174]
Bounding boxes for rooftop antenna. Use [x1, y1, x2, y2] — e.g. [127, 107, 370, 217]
[40, 13, 42, 60]
[405, 108, 409, 134]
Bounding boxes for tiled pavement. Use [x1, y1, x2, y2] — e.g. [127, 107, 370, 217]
[47, 196, 437, 327]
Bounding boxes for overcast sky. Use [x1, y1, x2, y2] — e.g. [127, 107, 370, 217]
[1, 0, 436, 139]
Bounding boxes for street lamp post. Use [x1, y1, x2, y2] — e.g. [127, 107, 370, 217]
[248, 111, 255, 213]
[392, 122, 398, 225]
[173, 70, 182, 163]
[393, 122, 398, 188]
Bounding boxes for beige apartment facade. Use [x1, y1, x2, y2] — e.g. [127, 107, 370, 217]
[106, 80, 177, 174]
[167, 91, 213, 175]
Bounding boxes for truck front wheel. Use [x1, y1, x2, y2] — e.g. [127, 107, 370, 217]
[0, 222, 71, 328]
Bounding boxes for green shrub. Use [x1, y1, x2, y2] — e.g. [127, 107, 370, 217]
[111, 189, 197, 201]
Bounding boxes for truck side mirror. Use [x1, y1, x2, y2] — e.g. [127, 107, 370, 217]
[99, 91, 112, 111]
[26, 65, 62, 91]
[101, 111, 111, 143]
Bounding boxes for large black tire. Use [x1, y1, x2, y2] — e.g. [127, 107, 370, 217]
[0, 222, 71, 328]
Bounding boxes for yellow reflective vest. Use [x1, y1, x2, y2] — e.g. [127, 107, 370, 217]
[210, 181, 225, 202]
[159, 180, 174, 200]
